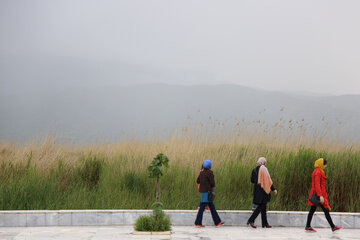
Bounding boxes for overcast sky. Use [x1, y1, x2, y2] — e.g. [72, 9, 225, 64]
[1, 0, 360, 95]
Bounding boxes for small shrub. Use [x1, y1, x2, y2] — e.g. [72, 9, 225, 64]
[134, 203, 171, 232]
[134, 215, 152, 231]
[150, 210, 171, 231]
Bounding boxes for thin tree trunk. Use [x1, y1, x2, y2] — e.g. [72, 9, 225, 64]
[156, 176, 160, 202]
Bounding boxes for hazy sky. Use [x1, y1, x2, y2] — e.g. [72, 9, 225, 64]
[1, 0, 360, 95]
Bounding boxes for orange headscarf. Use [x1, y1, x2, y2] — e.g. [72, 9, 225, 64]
[257, 157, 273, 194]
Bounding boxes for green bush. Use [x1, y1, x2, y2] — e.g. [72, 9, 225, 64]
[150, 209, 171, 231]
[134, 215, 153, 231]
[134, 204, 171, 232]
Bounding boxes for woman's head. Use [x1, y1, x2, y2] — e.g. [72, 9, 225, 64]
[314, 158, 327, 170]
[257, 157, 267, 166]
[203, 160, 211, 169]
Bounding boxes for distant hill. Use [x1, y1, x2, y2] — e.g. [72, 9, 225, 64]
[0, 84, 359, 143]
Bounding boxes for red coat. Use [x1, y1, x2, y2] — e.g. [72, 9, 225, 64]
[308, 168, 330, 209]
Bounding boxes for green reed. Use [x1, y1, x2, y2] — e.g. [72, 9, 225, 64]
[0, 145, 359, 212]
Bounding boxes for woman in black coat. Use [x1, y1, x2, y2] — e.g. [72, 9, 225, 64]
[247, 157, 277, 228]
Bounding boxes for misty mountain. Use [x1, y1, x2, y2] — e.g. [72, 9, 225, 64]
[0, 54, 162, 96]
[315, 95, 360, 115]
[0, 54, 214, 97]
[0, 84, 359, 143]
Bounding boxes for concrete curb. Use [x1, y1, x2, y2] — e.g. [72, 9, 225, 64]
[1, 210, 359, 228]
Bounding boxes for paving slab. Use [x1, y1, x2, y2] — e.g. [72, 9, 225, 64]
[0, 225, 360, 240]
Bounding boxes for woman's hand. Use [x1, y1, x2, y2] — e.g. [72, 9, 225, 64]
[320, 196, 324, 204]
[274, 190, 278, 195]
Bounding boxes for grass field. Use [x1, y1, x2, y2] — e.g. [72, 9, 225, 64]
[1, 131, 359, 212]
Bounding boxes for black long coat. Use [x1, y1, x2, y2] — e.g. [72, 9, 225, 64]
[251, 166, 275, 204]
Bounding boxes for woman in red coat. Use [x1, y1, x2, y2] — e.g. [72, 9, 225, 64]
[305, 158, 343, 232]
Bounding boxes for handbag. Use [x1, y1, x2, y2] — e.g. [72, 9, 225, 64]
[309, 192, 320, 206]
[208, 191, 215, 201]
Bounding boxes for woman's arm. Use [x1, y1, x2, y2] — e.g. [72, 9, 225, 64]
[271, 184, 278, 195]
[251, 169, 257, 183]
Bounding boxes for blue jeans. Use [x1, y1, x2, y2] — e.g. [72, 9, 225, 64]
[194, 202, 222, 225]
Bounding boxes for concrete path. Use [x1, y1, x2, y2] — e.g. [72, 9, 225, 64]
[1, 226, 359, 240]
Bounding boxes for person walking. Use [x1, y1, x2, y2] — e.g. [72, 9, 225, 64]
[194, 160, 224, 227]
[305, 158, 343, 232]
[197, 165, 210, 212]
[247, 157, 277, 228]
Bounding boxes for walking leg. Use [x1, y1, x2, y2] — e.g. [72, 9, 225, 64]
[260, 203, 268, 227]
[248, 204, 261, 224]
[320, 205, 335, 228]
[194, 202, 207, 225]
[208, 201, 222, 225]
[306, 206, 316, 227]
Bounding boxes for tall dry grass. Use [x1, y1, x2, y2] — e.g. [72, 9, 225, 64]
[0, 118, 359, 211]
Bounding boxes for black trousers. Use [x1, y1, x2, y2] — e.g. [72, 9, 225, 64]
[194, 202, 221, 225]
[306, 205, 335, 228]
[247, 202, 268, 226]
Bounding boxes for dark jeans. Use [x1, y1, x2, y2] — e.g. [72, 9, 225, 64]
[247, 202, 268, 226]
[199, 202, 209, 212]
[306, 205, 335, 228]
[194, 202, 221, 225]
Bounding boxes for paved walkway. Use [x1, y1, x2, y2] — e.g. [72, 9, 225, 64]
[0, 226, 359, 240]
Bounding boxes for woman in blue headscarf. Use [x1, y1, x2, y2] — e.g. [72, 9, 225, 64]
[194, 160, 224, 227]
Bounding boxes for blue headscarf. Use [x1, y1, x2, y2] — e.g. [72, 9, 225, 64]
[203, 160, 211, 169]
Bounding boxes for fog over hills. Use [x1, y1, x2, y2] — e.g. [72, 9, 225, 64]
[1, 83, 359, 143]
[2, 0, 360, 144]
[0, 54, 216, 97]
